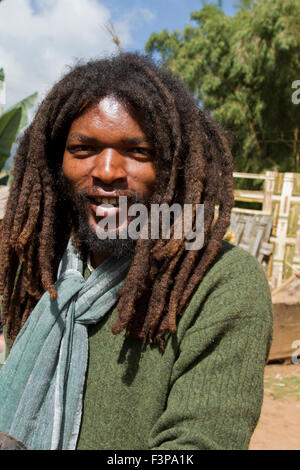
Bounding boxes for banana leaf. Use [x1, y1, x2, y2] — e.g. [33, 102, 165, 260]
[0, 92, 38, 171]
[0, 68, 5, 108]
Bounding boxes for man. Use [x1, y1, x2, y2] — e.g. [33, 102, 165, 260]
[0, 53, 273, 450]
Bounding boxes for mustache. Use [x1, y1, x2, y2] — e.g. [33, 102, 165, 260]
[81, 188, 138, 201]
[57, 172, 148, 206]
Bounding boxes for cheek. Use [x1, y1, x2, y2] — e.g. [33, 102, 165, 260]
[130, 163, 156, 195]
[62, 153, 89, 186]
[62, 152, 75, 180]
[146, 166, 156, 193]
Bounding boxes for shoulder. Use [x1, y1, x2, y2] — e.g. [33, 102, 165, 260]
[200, 240, 271, 304]
[208, 239, 269, 280]
[178, 241, 273, 336]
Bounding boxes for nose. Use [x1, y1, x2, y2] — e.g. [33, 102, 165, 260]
[91, 148, 127, 186]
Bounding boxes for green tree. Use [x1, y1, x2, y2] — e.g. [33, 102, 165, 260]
[233, 0, 254, 9]
[146, 0, 300, 174]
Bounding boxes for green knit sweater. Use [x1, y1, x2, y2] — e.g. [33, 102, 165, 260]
[76, 241, 273, 450]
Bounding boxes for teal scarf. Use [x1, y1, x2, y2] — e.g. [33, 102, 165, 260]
[0, 241, 130, 450]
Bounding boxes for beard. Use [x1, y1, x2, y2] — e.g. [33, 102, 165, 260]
[58, 172, 146, 260]
[73, 192, 136, 259]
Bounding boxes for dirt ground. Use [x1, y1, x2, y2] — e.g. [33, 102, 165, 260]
[249, 363, 300, 450]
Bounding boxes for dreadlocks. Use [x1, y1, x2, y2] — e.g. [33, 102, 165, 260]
[0, 52, 234, 350]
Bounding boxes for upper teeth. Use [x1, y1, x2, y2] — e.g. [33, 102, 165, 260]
[93, 197, 118, 205]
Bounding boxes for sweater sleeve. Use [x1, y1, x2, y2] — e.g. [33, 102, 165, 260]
[148, 248, 273, 450]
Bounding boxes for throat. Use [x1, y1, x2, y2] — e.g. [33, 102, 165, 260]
[89, 251, 109, 269]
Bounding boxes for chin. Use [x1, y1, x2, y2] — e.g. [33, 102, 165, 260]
[77, 219, 136, 260]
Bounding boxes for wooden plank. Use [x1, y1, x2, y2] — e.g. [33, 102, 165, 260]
[271, 173, 295, 287]
[233, 172, 267, 180]
[226, 213, 273, 276]
[232, 207, 270, 215]
[263, 171, 276, 214]
[234, 190, 264, 200]
[268, 303, 300, 361]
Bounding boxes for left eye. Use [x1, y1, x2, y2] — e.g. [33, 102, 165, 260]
[130, 148, 152, 156]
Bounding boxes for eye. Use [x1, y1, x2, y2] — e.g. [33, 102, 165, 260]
[129, 147, 153, 158]
[67, 145, 96, 155]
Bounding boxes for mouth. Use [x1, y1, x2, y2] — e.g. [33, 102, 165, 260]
[88, 196, 119, 207]
[87, 195, 131, 223]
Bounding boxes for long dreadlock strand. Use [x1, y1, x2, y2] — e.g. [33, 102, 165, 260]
[0, 52, 234, 349]
[111, 237, 153, 335]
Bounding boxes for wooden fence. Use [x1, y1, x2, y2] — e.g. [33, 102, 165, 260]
[231, 171, 300, 290]
[1, 170, 300, 289]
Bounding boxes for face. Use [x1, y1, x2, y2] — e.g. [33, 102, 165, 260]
[62, 96, 156, 259]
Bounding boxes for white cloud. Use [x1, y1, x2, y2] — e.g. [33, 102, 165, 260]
[114, 7, 156, 46]
[0, 0, 154, 109]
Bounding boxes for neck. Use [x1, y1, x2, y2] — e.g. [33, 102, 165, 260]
[90, 251, 109, 269]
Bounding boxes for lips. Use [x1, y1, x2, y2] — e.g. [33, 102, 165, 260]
[86, 194, 128, 220]
[88, 198, 118, 218]
[95, 203, 119, 218]
[89, 196, 119, 206]
[83, 190, 136, 227]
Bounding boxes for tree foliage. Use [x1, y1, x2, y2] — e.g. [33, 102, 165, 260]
[146, 0, 300, 174]
[0, 92, 38, 172]
[0, 67, 37, 172]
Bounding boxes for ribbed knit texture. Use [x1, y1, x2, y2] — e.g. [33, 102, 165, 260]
[76, 241, 273, 450]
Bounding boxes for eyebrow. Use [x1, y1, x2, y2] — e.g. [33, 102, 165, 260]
[67, 133, 151, 147]
[119, 137, 150, 146]
[67, 134, 100, 145]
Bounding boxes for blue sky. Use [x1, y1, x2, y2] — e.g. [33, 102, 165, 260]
[0, 0, 237, 108]
[101, 0, 237, 52]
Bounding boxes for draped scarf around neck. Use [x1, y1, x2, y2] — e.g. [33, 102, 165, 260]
[0, 240, 131, 450]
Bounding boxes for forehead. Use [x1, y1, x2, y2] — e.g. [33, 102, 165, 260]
[68, 96, 147, 138]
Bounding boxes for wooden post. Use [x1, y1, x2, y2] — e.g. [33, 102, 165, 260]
[271, 173, 295, 289]
[262, 171, 276, 214]
[292, 214, 300, 272]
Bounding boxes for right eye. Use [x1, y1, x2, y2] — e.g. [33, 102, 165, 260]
[67, 145, 96, 155]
